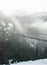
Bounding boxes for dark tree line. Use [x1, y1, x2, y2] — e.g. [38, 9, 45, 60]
[0, 33, 47, 64]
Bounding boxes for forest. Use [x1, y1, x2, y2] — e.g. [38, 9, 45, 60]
[0, 12, 47, 64]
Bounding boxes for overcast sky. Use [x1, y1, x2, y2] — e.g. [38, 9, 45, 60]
[0, 0, 47, 15]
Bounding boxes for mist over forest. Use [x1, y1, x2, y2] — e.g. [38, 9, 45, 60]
[0, 11, 47, 64]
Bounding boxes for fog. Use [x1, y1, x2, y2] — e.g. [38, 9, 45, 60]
[0, 11, 47, 44]
[14, 12, 47, 35]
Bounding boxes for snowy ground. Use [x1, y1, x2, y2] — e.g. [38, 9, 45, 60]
[10, 59, 47, 65]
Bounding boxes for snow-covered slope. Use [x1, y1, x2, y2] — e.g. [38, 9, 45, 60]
[10, 59, 47, 65]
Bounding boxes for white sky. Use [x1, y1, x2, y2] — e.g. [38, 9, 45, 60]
[0, 0, 47, 15]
